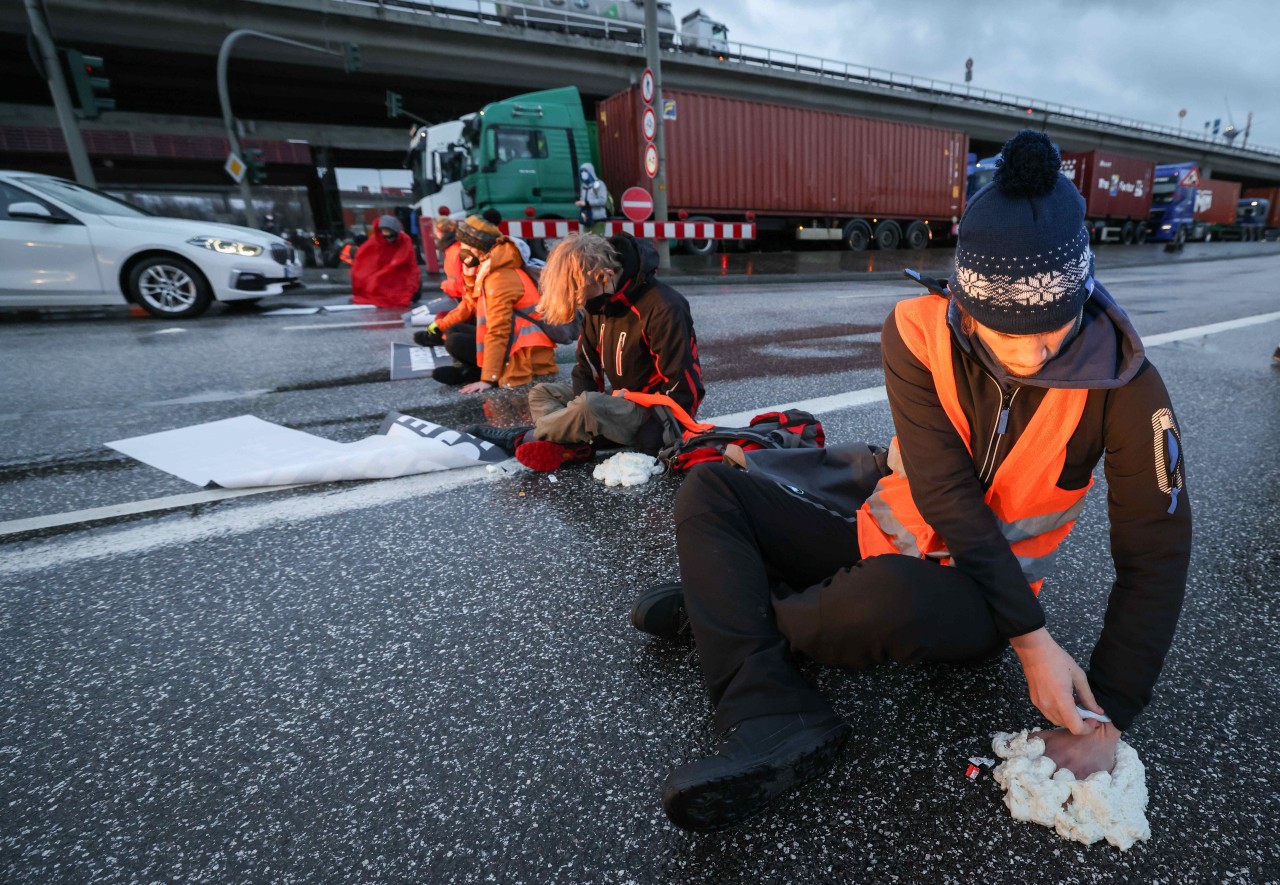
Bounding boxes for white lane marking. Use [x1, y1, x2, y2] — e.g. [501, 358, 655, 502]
[282, 320, 403, 331]
[834, 289, 915, 300]
[1141, 311, 1280, 346]
[0, 468, 491, 576]
[5, 307, 1280, 549]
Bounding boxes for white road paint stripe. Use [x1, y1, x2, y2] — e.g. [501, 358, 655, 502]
[4, 308, 1279, 551]
[1141, 310, 1280, 346]
[283, 320, 403, 331]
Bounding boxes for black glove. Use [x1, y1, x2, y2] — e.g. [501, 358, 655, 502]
[413, 322, 444, 347]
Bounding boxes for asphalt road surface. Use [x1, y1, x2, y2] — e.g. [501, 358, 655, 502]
[3, 244, 1279, 883]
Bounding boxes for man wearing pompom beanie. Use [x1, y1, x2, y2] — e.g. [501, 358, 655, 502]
[631, 130, 1191, 833]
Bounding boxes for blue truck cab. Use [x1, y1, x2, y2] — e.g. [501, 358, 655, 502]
[1149, 162, 1204, 243]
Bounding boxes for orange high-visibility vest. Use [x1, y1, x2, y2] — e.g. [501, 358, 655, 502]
[476, 268, 554, 358]
[339, 244, 355, 266]
[855, 295, 1092, 594]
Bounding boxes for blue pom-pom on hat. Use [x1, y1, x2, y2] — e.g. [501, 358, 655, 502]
[949, 129, 1094, 335]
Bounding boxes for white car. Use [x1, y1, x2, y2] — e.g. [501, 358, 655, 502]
[0, 170, 304, 318]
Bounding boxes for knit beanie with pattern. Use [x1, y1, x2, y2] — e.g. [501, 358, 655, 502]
[949, 130, 1094, 335]
[456, 215, 501, 253]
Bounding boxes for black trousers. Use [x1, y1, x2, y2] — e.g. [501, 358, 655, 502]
[675, 463, 1005, 732]
[443, 323, 478, 369]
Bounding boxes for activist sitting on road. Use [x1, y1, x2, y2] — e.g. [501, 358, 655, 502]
[464, 232, 704, 472]
[350, 215, 421, 310]
[416, 215, 557, 393]
[630, 130, 1192, 832]
[435, 215, 465, 302]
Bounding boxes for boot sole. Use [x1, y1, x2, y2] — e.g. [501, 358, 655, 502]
[662, 722, 851, 832]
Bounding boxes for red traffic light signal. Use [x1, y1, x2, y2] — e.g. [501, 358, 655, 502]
[63, 49, 115, 119]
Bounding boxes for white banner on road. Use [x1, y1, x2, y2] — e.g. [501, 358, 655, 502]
[106, 411, 507, 489]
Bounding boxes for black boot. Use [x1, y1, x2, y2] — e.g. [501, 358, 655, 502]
[433, 364, 481, 385]
[460, 424, 533, 455]
[662, 711, 851, 831]
[631, 583, 689, 641]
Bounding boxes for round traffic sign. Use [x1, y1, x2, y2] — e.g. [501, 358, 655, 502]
[641, 68, 655, 104]
[620, 186, 653, 222]
[642, 106, 656, 141]
[644, 142, 659, 179]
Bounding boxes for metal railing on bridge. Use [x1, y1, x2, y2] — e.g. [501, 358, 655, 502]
[326, 0, 1279, 159]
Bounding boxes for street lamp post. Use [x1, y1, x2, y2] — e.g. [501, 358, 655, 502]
[218, 29, 346, 229]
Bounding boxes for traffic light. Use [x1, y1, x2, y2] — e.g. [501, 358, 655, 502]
[63, 49, 115, 119]
[386, 90, 402, 119]
[342, 42, 361, 74]
[244, 148, 267, 184]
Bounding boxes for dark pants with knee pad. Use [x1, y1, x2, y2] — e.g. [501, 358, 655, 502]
[675, 463, 1005, 732]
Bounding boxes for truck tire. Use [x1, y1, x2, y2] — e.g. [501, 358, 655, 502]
[842, 220, 872, 252]
[1120, 221, 1136, 245]
[1134, 223, 1148, 244]
[680, 216, 718, 256]
[1173, 225, 1187, 246]
[904, 221, 930, 250]
[874, 220, 901, 250]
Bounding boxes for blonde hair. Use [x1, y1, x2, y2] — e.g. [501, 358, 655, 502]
[434, 216, 457, 233]
[537, 233, 620, 324]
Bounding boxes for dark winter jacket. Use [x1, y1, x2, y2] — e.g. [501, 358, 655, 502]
[573, 235, 704, 450]
[880, 283, 1191, 731]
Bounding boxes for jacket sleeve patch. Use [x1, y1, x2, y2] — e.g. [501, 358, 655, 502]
[1150, 408, 1184, 514]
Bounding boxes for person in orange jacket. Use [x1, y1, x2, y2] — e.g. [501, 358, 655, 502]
[350, 215, 420, 309]
[434, 215, 465, 302]
[417, 215, 557, 392]
[631, 130, 1192, 833]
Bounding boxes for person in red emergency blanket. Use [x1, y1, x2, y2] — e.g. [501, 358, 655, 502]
[630, 130, 1191, 833]
[350, 215, 420, 309]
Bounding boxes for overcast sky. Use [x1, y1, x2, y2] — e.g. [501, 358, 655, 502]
[692, 0, 1278, 151]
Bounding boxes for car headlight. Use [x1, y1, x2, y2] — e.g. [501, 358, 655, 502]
[187, 236, 264, 257]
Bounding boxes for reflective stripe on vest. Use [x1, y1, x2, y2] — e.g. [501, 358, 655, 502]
[476, 268, 554, 356]
[855, 295, 1091, 593]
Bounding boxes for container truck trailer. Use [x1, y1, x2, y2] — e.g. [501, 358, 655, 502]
[596, 85, 968, 253]
[1241, 188, 1280, 238]
[1059, 150, 1155, 244]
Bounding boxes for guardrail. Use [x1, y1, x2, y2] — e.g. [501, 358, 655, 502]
[324, 0, 1279, 159]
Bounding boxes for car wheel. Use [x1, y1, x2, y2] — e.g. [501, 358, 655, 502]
[128, 255, 213, 318]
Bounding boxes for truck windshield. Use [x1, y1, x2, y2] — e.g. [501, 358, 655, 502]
[1151, 175, 1179, 205]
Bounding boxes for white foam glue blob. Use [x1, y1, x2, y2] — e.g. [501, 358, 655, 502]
[592, 452, 663, 488]
[991, 730, 1151, 851]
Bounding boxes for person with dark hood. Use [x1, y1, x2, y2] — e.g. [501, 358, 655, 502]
[434, 215, 465, 301]
[628, 130, 1192, 833]
[350, 214, 421, 310]
[463, 232, 704, 472]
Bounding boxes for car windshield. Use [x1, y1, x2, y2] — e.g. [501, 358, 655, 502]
[15, 177, 150, 217]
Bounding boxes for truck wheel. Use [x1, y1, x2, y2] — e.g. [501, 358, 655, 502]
[680, 216, 717, 255]
[874, 220, 901, 250]
[1173, 225, 1187, 246]
[1134, 223, 1149, 244]
[842, 220, 872, 252]
[904, 221, 930, 250]
[1120, 221, 1136, 245]
[127, 254, 214, 319]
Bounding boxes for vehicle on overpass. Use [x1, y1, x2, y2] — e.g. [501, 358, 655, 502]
[495, 1, 729, 54]
[0, 171, 302, 318]
[410, 85, 967, 254]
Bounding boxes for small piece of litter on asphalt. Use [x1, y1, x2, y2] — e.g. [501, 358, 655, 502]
[968, 756, 996, 767]
[518, 491, 526, 497]
[966, 764, 981, 779]
[547, 474, 558, 483]
[155, 328, 187, 334]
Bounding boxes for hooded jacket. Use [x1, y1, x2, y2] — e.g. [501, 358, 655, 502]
[350, 219, 420, 309]
[573, 235, 704, 423]
[879, 283, 1190, 731]
[439, 237, 465, 300]
[578, 163, 609, 224]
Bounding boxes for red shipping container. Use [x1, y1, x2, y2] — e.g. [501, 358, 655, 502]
[1059, 151, 1155, 220]
[1242, 187, 1280, 228]
[595, 87, 967, 222]
[1195, 179, 1240, 225]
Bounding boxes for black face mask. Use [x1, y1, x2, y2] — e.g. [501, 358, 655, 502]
[462, 253, 481, 268]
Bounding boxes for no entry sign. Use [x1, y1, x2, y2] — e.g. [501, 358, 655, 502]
[620, 186, 653, 222]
